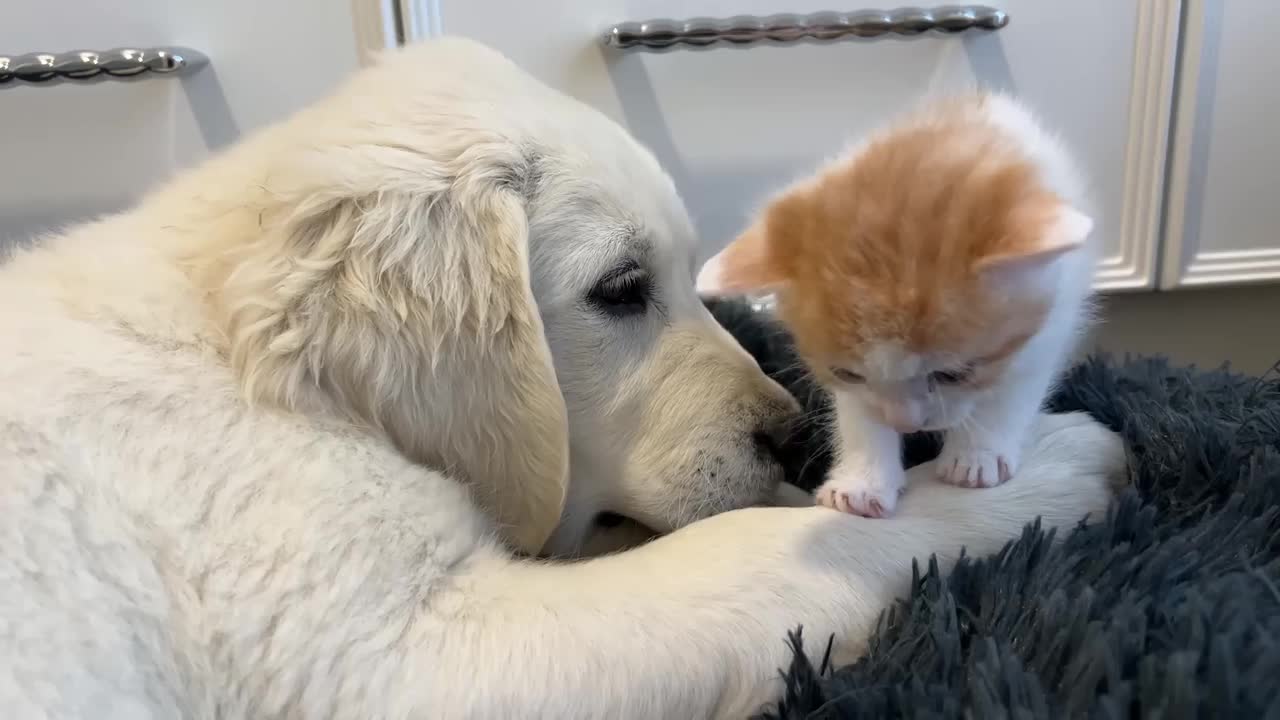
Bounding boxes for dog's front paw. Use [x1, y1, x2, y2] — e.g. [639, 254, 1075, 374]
[936, 437, 1019, 488]
[816, 462, 905, 518]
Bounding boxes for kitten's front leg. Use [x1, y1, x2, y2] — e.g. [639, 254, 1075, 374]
[938, 365, 1054, 488]
[817, 392, 904, 517]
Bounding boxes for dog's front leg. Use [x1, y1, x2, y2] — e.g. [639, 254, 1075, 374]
[396, 412, 1122, 718]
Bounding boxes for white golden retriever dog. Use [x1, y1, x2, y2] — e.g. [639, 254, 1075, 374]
[0, 38, 1124, 718]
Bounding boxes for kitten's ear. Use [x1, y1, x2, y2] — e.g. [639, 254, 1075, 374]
[696, 223, 789, 296]
[975, 205, 1093, 291]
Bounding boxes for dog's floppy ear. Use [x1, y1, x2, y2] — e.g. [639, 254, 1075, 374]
[211, 148, 569, 555]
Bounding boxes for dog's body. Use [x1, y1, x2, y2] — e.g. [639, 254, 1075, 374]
[0, 39, 1123, 718]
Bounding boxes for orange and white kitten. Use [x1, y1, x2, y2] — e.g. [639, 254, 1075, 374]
[698, 94, 1098, 518]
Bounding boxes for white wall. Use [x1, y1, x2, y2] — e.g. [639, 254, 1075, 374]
[1090, 285, 1280, 375]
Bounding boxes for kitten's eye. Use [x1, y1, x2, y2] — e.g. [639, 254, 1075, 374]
[929, 367, 973, 385]
[589, 265, 652, 318]
[831, 368, 865, 384]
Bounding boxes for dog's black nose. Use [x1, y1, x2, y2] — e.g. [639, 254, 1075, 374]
[752, 417, 793, 464]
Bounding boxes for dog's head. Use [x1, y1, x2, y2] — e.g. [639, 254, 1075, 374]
[192, 38, 799, 554]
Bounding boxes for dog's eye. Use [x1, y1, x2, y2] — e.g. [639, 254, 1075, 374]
[589, 266, 652, 317]
[929, 367, 973, 386]
[831, 368, 864, 384]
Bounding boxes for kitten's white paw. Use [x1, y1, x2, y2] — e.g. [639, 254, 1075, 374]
[816, 463, 906, 518]
[936, 440, 1019, 488]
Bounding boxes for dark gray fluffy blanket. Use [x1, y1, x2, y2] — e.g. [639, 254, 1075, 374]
[705, 298, 1280, 719]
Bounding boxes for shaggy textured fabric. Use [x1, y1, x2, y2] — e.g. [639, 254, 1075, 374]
[705, 298, 1280, 719]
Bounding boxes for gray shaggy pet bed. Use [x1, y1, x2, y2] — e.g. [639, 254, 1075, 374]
[704, 298, 1280, 719]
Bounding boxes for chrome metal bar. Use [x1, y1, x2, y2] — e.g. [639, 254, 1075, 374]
[0, 47, 208, 88]
[603, 6, 1008, 52]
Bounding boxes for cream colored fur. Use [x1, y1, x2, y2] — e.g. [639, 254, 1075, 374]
[0, 39, 1125, 719]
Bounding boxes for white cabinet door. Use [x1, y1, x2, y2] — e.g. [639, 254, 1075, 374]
[1161, 0, 1280, 288]
[416, 0, 1180, 291]
[2, 0, 366, 243]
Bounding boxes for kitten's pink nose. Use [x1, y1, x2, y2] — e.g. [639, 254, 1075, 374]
[886, 418, 922, 434]
[879, 403, 924, 434]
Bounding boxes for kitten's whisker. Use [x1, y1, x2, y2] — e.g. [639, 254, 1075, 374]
[782, 408, 833, 439]
[794, 445, 832, 486]
[960, 413, 998, 438]
[768, 359, 815, 379]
